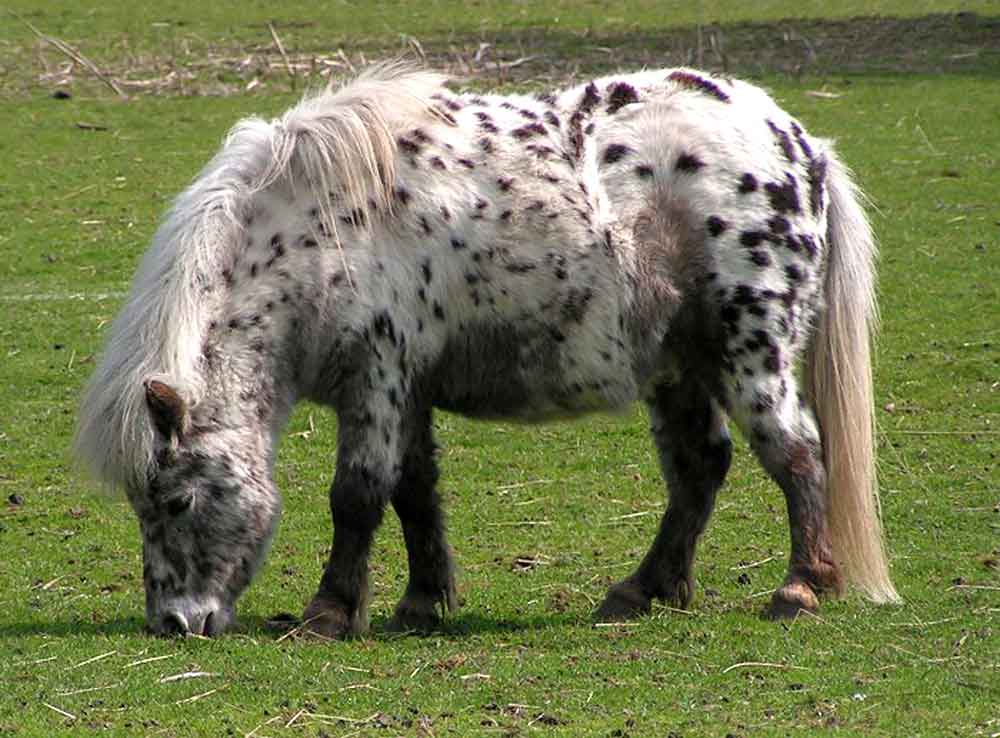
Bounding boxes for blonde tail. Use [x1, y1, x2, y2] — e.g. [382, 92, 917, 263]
[808, 152, 900, 604]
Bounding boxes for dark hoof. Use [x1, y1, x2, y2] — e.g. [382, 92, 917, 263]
[302, 596, 364, 639]
[766, 581, 819, 620]
[594, 580, 652, 622]
[387, 600, 442, 633]
[662, 575, 695, 610]
[387, 585, 458, 634]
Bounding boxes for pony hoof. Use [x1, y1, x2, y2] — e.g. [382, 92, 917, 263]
[387, 590, 454, 633]
[767, 582, 819, 620]
[663, 575, 695, 610]
[594, 580, 652, 622]
[302, 597, 357, 639]
[387, 605, 441, 634]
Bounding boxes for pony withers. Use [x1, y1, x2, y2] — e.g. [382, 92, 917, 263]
[76, 64, 898, 638]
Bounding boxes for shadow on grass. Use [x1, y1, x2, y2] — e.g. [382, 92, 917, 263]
[0, 616, 147, 639]
[0, 611, 585, 641]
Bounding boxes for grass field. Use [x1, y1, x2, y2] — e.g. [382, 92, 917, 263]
[1, 2, 998, 736]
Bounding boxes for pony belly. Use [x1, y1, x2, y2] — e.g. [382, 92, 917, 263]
[427, 321, 640, 421]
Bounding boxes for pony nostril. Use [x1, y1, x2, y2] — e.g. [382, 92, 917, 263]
[201, 610, 216, 636]
[160, 612, 189, 637]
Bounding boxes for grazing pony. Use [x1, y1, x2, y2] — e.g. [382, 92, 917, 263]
[76, 64, 899, 638]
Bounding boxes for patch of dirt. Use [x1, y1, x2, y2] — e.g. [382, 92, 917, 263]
[3, 12, 997, 99]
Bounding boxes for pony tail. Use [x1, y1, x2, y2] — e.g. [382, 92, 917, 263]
[808, 151, 900, 604]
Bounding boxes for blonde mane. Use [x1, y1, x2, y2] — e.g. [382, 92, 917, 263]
[74, 63, 449, 492]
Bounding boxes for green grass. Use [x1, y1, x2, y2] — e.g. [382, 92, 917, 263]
[1, 2, 999, 737]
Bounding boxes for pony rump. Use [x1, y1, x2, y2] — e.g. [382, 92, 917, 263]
[75, 63, 451, 493]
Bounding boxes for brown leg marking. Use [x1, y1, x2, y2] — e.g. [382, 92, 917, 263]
[757, 437, 844, 620]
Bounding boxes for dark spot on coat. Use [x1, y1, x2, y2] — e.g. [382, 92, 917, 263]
[766, 120, 797, 163]
[635, 164, 654, 179]
[749, 250, 771, 267]
[561, 287, 594, 323]
[606, 81, 639, 113]
[706, 215, 727, 237]
[676, 153, 704, 172]
[479, 137, 494, 154]
[497, 176, 514, 192]
[451, 237, 467, 250]
[603, 143, 632, 164]
[579, 82, 601, 113]
[511, 122, 546, 140]
[397, 136, 421, 155]
[667, 70, 731, 102]
[505, 259, 535, 274]
[764, 175, 801, 214]
[394, 187, 411, 205]
[433, 302, 445, 320]
[421, 260, 432, 284]
[429, 156, 446, 170]
[740, 230, 768, 248]
[799, 233, 819, 261]
[738, 173, 758, 194]
[807, 155, 828, 216]
[768, 215, 790, 234]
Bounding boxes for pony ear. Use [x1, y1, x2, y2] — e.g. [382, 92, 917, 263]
[145, 380, 188, 439]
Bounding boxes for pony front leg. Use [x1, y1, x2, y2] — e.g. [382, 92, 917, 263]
[304, 460, 389, 638]
[387, 406, 458, 632]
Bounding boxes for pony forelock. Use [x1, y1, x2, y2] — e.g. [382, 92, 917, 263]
[74, 62, 450, 494]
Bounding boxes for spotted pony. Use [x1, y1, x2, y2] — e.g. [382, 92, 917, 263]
[76, 64, 899, 637]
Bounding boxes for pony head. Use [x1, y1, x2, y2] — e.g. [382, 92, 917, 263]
[134, 379, 281, 636]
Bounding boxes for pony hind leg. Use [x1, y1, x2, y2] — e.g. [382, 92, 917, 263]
[595, 377, 732, 621]
[730, 370, 844, 618]
[387, 406, 459, 632]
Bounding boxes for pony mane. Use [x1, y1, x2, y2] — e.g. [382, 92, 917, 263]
[74, 62, 450, 493]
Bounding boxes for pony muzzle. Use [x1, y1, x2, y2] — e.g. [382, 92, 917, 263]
[150, 599, 233, 637]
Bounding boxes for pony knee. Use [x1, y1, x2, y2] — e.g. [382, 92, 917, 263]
[330, 463, 390, 532]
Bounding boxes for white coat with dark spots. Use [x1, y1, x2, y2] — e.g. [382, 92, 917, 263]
[76, 63, 898, 638]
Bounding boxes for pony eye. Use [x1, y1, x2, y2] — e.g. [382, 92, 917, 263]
[165, 494, 193, 516]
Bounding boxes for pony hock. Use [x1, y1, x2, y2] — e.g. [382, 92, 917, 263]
[76, 64, 899, 638]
